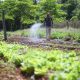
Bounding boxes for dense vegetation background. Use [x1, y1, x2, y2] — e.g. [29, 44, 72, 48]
[0, 0, 80, 31]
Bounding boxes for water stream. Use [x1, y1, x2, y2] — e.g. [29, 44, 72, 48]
[29, 23, 42, 42]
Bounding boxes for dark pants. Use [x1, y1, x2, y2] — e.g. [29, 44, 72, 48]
[46, 27, 51, 40]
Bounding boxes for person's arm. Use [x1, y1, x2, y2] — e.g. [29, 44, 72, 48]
[44, 17, 46, 26]
[51, 17, 53, 26]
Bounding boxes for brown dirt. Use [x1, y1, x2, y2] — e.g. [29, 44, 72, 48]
[0, 60, 49, 80]
[0, 60, 27, 80]
[7, 35, 80, 50]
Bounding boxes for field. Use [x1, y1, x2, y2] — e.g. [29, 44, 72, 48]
[0, 42, 80, 80]
[7, 28, 80, 42]
[0, 28, 80, 80]
[1, 0, 80, 79]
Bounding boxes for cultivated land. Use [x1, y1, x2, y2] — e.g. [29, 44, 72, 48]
[0, 28, 80, 80]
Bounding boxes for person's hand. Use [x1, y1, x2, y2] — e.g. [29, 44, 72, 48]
[52, 22, 53, 26]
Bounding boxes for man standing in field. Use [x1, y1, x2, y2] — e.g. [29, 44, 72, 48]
[44, 12, 53, 40]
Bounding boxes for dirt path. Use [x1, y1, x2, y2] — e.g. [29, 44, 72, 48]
[7, 35, 80, 50]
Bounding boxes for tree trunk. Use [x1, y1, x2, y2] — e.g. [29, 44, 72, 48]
[33, 0, 37, 4]
[2, 10, 7, 41]
[66, 20, 69, 29]
[14, 16, 21, 30]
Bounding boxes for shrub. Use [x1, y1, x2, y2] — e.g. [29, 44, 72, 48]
[0, 51, 4, 58]
[21, 65, 34, 76]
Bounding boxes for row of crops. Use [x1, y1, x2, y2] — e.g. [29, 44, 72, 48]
[0, 42, 80, 80]
[1, 28, 80, 42]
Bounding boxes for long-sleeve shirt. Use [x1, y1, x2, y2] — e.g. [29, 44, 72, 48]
[44, 16, 53, 27]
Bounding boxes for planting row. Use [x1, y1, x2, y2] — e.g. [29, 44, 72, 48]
[0, 42, 80, 80]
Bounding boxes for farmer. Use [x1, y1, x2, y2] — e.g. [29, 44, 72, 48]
[44, 12, 53, 40]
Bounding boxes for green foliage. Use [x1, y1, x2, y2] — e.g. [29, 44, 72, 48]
[6, 28, 80, 42]
[0, 51, 4, 58]
[21, 65, 34, 75]
[0, 42, 80, 79]
[0, 0, 80, 30]
[77, 37, 80, 43]
[72, 0, 80, 20]
[0, 0, 37, 29]
[61, 0, 79, 20]
[51, 31, 68, 39]
[12, 55, 23, 67]
[39, 0, 66, 22]
[0, 0, 66, 28]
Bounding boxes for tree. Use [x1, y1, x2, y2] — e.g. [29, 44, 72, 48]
[60, 0, 77, 20]
[1, 0, 36, 29]
[38, 0, 66, 22]
[0, 0, 7, 40]
[0, 0, 79, 30]
[72, 0, 80, 20]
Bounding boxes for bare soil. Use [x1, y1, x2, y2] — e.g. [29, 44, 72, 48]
[7, 35, 80, 50]
[0, 60, 27, 80]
